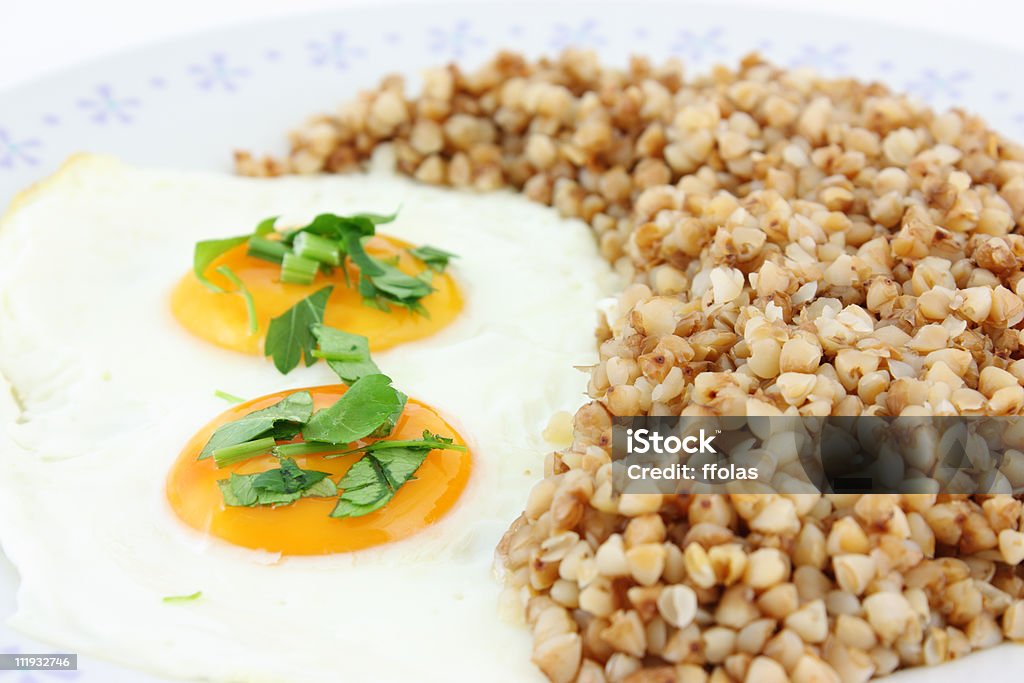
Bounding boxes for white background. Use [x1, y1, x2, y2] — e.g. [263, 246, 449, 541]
[2, 0, 1023, 91]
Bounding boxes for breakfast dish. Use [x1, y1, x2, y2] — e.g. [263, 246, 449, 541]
[2, 8, 1024, 683]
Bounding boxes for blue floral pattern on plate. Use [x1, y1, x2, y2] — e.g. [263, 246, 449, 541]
[0, 130, 40, 169]
[77, 85, 139, 125]
[189, 53, 248, 91]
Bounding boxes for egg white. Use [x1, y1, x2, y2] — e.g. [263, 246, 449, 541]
[0, 154, 619, 682]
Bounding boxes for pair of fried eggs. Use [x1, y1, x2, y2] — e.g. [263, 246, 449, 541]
[0, 153, 619, 682]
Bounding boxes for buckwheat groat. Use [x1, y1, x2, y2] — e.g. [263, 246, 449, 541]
[240, 50, 1024, 682]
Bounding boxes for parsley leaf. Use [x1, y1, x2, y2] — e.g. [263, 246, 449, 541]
[344, 233, 434, 312]
[264, 286, 333, 374]
[353, 210, 399, 226]
[311, 325, 380, 385]
[218, 459, 338, 507]
[344, 233, 384, 276]
[255, 216, 279, 235]
[193, 235, 249, 293]
[302, 374, 407, 445]
[215, 265, 258, 335]
[191, 210, 450, 373]
[290, 214, 375, 247]
[252, 457, 330, 494]
[218, 473, 261, 506]
[408, 245, 457, 272]
[368, 266, 434, 302]
[328, 430, 466, 517]
[328, 429, 467, 458]
[369, 387, 407, 439]
[198, 391, 313, 460]
[214, 389, 245, 404]
[331, 448, 428, 519]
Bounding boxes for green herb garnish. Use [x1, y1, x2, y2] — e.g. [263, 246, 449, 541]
[254, 216, 279, 235]
[280, 252, 320, 285]
[302, 374, 407, 444]
[328, 429, 466, 517]
[163, 591, 202, 604]
[327, 429, 466, 459]
[191, 211, 457, 375]
[363, 265, 434, 313]
[214, 389, 245, 404]
[212, 436, 277, 468]
[310, 324, 379, 386]
[203, 325, 463, 519]
[331, 449, 428, 519]
[273, 441, 344, 457]
[198, 391, 313, 459]
[343, 232, 434, 313]
[353, 210, 400, 226]
[264, 287, 333, 374]
[191, 218, 278, 323]
[193, 235, 249, 293]
[408, 245, 457, 272]
[218, 458, 337, 507]
[215, 265, 258, 335]
[294, 232, 341, 266]
[247, 234, 290, 264]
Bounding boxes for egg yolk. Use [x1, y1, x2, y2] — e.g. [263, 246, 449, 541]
[170, 235, 462, 354]
[166, 386, 472, 555]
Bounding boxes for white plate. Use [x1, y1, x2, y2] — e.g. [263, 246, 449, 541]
[1, 2, 1023, 681]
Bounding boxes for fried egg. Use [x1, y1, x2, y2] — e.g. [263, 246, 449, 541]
[171, 234, 464, 355]
[166, 386, 474, 556]
[0, 153, 619, 682]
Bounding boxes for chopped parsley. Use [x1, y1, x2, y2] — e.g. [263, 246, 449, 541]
[191, 211, 458, 375]
[331, 449, 428, 519]
[218, 458, 338, 507]
[198, 391, 313, 459]
[327, 430, 463, 459]
[215, 265, 257, 335]
[212, 436, 277, 468]
[280, 252, 320, 285]
[302, 374, 406, 444]
[192, 236, 249, 293]
[264, 286, 333, 374]
[408, 245, 457, 272]
[163, 591, 202, 604]
[310, 324, 379, 385]
[344, 231, 434, 314]
[214, 389, 245, 404]
[201, 328, 466, 518]
[331, 429, 467, 518]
